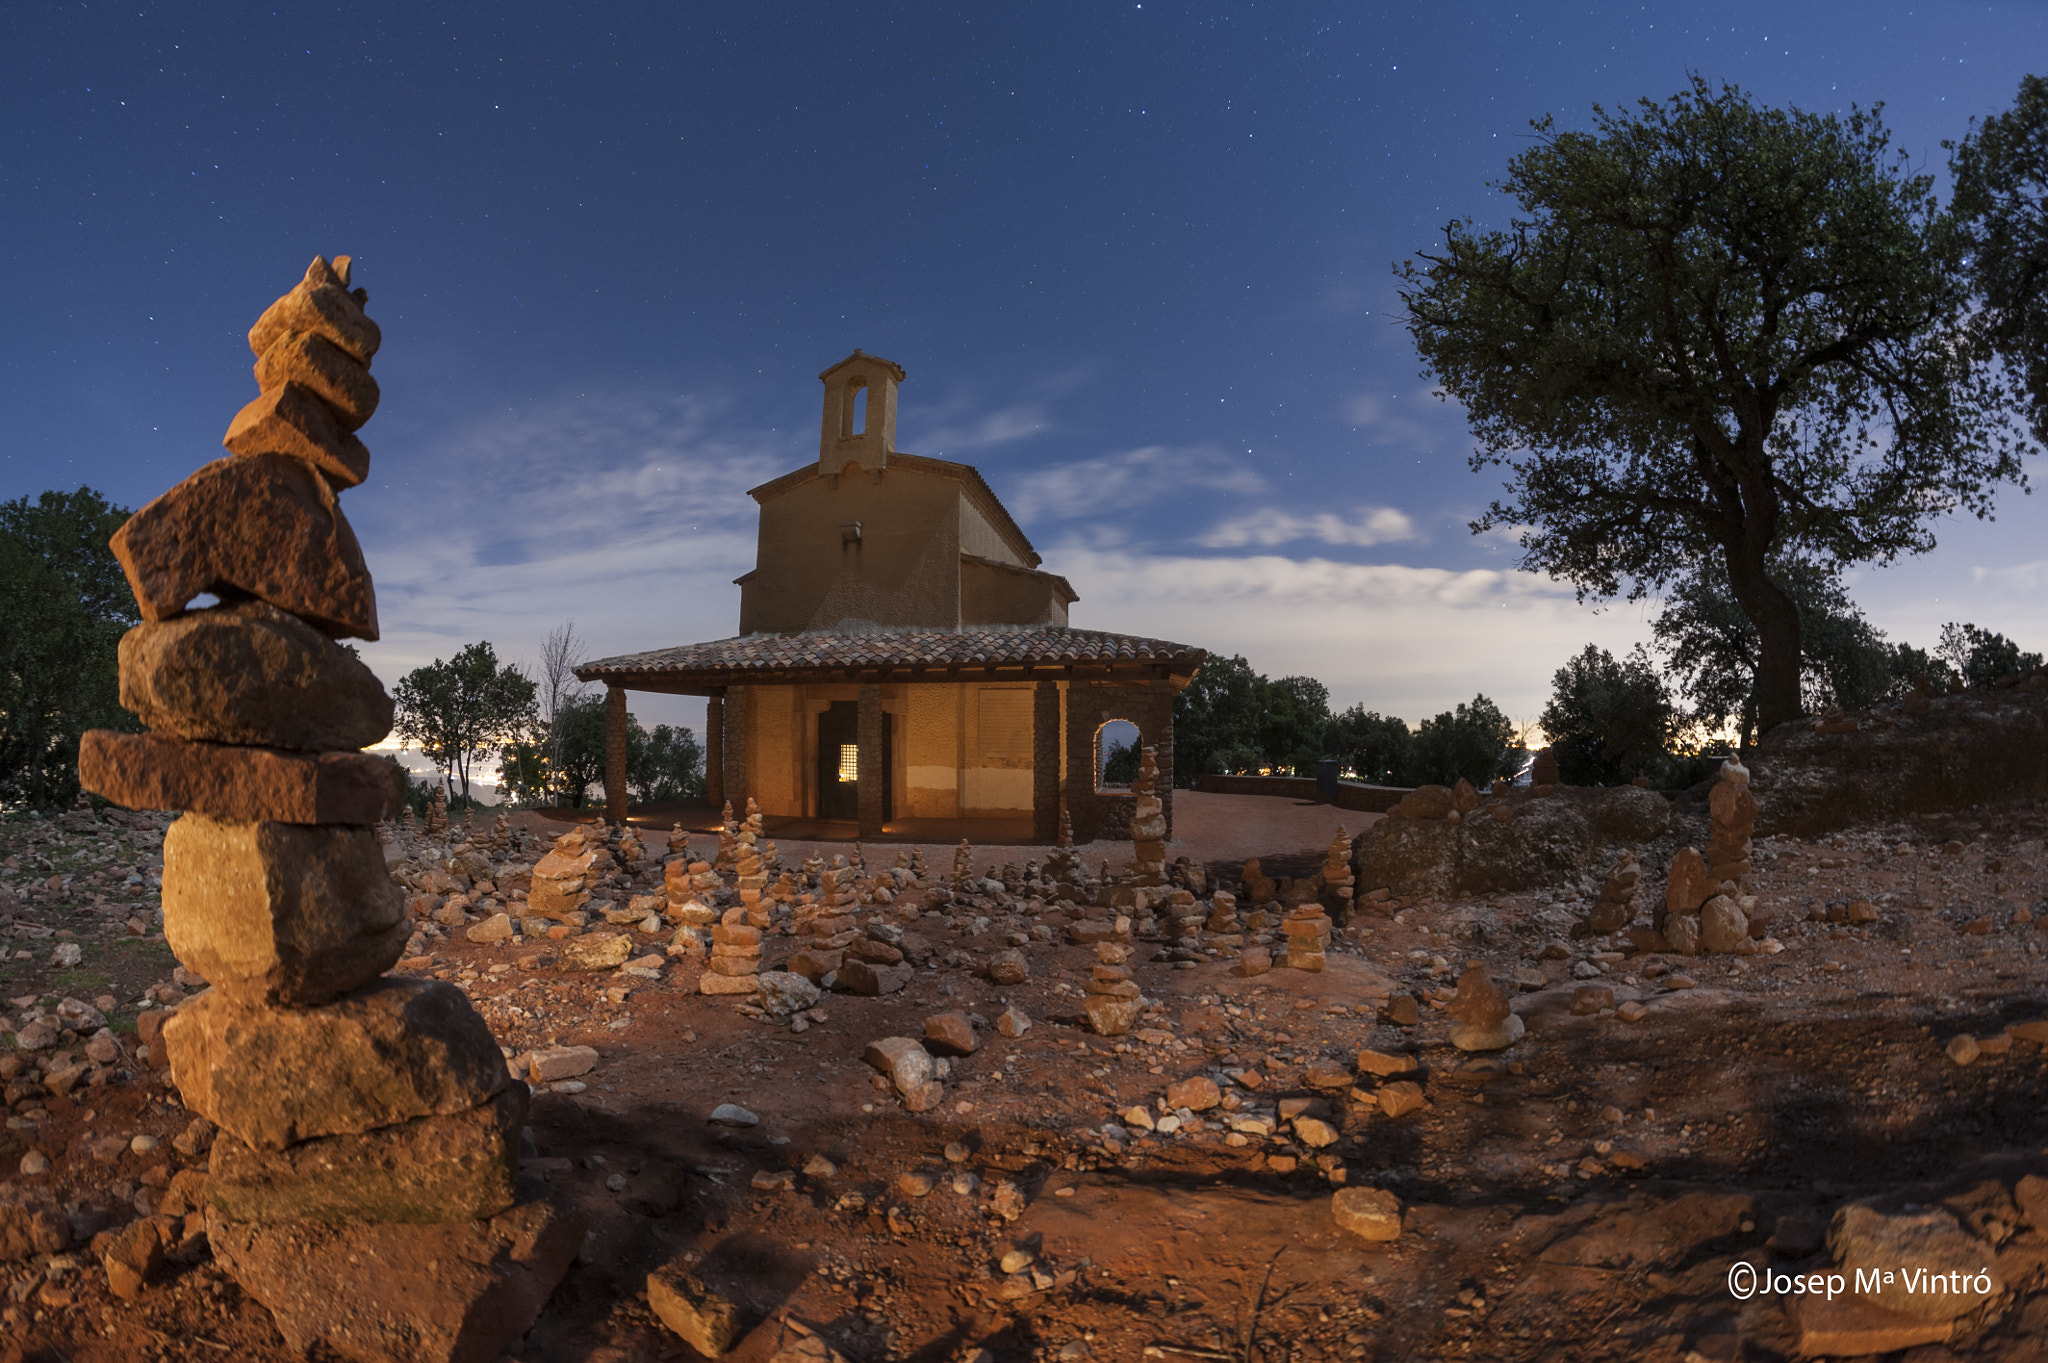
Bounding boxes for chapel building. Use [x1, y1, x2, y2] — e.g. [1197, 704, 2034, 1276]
[577, 351, 1205, 842]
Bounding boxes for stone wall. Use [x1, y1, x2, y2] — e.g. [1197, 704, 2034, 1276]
[1064, 678, 1176, 844]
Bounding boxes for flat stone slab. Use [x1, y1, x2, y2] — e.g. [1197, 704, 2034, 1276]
[165, 977, 507, 1150]
[111, 449, 379, 639]
[209, 1196, 579, 1363]
[81, 729, 405, 824]
[206, 1086, 524, 1226]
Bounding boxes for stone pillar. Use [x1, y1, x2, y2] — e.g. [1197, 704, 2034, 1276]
[723, 686, 748, 811]
[856, 683, 884, 839]
[1032, 679, 1061, 844]
[1064, 679, 1099, 843]
[1151, 677, 1177, 841]
[603, 684, 628, 826]
[704, 694, 725, 811]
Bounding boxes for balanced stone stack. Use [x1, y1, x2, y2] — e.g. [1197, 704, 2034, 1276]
[813, 858, 860, 933]
[78, 256, 575, 1362]
[951, 839, 977, 891]
[1082, 934, 1142, 1036]
[1530, 748, 1560, 790]
[1240, 858, 1277, 908]
[713, 801, 737, 872]
[666, 821, 690, 856]
[1583, 853, 1640, 935]
[528, 826, 603, 925]
[1320, 828, 1355, 920]
[1657, 757, 1761, 956]
[1204, 888, 1245, 952]
[424, 785, 448, 838]
[734, 824, 769, 929]
[1446, 966, 1523, 1051]
[702, 908, 764, 995]
[1161, 889, 1205, 948]
[1281, 900, 1332, 972]
[1127, 746, 1169, 892]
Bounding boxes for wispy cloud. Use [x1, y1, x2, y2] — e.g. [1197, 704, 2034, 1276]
[912, 402, 1051, 455]
[349, 386, 781, 694]
[1002, 444, 1266, 524]
[1344, 386, 1466, 454]
[1199, 505, 1420, 549]
[1055, 542, 1656, 725]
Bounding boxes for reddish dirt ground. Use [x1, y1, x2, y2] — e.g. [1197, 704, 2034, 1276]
[6, 794, 2048, 1362]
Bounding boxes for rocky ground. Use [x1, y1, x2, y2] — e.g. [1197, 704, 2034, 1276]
[5, 778, 2048, 1363]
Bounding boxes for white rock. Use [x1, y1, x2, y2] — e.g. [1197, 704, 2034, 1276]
[710, 1103, 760, 1127]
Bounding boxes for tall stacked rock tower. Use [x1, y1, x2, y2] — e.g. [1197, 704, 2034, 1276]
[79, 257, 577, 1363]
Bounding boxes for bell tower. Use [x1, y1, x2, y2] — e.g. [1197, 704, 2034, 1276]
[817, 350, 905, 476]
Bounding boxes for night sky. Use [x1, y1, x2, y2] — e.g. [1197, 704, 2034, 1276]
[5, 2, 2042, 745]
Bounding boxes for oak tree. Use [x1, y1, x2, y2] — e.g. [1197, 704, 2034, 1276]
[1401, 78, 2031, 735]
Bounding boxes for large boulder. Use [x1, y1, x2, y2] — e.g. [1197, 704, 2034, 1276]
[1354, 786, 1674, 899]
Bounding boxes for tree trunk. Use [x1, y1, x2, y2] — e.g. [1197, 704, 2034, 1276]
[1721, 540, 1805, 735]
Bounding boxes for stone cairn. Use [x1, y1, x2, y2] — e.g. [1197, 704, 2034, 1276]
[1446, 966, 1523, 1051]
[1321, 827, 1355, 921]
[1281, 895, 1332, 972]
[667, 821, 690, 856]
[528, 825, 606, 933]
[1583, 852, 1640, 935]
[1083, 931, 1141, 1036]
[713, 800, 738, 872]
[1128, 746, 1169, 888]
[950, 838, 977, 892]
[424, 783, 449, 838]
[734, 812, 770, 929]
[77, 256, 575, 1360]
[1657, 756, 1762, 955]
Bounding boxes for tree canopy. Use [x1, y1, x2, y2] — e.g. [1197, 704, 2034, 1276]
[1400, 77, 2031, 736]
[392, 642, 538, 801]
[1952, 74, 2048, 446]
[1538, 645, 1675, 786]
[0, 488, 137, 809]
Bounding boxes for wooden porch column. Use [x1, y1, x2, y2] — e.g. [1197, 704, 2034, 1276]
[704, 694, 724, 810]
[1032, 678, 1060, 844]
[603, 683, 629, 826]
[856, 683, 884, 839]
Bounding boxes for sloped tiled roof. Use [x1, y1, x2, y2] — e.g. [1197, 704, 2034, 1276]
[577, 626, 1205, 689]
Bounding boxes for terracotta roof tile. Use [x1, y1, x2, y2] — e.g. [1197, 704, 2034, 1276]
[578, 626, 1205, 681]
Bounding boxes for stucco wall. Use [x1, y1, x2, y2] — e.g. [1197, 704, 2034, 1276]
[960, 558, 1071, 627]
[750, 685, 798, 817]
[958, 497, 1028, 567]
[739, 468, 965, 634]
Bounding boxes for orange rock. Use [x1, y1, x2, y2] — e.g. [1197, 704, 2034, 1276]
[253, 330, 380, 430]
[1788, 1292, 1948, 1356]
[247, 256, 382, 364]
[223, 383, 371, 489]
[79, 729, 405, 825]
[161, 814, 407, 1007]
[117, 600, 392, 751]
[111, 452, 378, 639]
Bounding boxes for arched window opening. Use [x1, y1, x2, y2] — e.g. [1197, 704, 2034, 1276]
[1095, 719, 1141, 792]
[842, 378, 868, 440]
